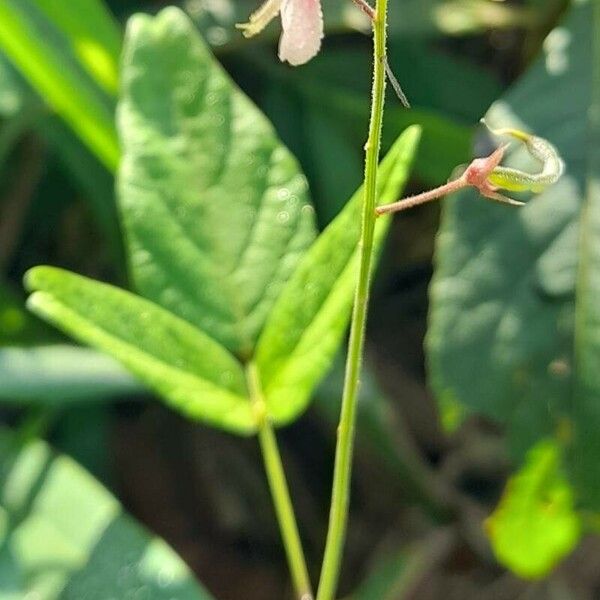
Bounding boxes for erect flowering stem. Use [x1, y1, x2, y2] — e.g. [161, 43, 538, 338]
[315, 0, 388, 598]
[246, 363, 312, 600]
[351, 0, 410, 108]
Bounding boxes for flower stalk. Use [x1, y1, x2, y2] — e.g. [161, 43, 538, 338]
[375, 119, 566, 216]
[315, 0, 389, 597]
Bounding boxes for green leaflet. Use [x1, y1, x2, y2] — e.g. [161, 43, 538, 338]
[427, 1, 600, 507]
[22, 7, 421, 434]
[256, 127, 421, 425]
[486, 441, 580, 579]
[117, 7, 316, 358]
[0, 431, 214, 599]
[25, 267, 254, 435]
[22, 127, 419, 431]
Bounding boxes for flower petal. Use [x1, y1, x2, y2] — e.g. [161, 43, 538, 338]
[236, 0, 282, 38]
[278, 0, 323, 66]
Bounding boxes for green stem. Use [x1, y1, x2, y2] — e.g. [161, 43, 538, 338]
[246, 362, 313, 600]
[316, 1, 388, 598]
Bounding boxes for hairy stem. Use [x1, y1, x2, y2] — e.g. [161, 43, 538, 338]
[375, 177, 467, 215]
[315, 0, 388, 597]
[246, 363, 312, 600]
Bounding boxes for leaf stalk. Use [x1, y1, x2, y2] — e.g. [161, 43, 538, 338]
[246, 362, 313, 600]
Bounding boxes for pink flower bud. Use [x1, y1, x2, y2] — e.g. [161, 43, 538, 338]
[237, 0, 323, 66]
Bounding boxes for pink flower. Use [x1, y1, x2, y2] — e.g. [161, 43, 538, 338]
[237, 0, 324, 66]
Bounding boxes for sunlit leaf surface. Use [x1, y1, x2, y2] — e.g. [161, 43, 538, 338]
[0, 431, 214, 599]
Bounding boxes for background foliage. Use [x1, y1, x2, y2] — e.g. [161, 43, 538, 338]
[1, 0, 598, 599]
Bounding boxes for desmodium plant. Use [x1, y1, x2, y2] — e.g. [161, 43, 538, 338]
[19, 1, 579, 599]
[23, 6, 418, 599]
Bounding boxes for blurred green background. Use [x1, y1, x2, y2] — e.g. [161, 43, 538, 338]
[3, 0, 600, 599]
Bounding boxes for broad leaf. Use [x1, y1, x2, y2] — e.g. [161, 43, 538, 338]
[0, 0, 118, 170]
[0, 431, 214, 599]
[0, 345, 140, 403]
[486, 441, 580, 579]
[427, 2, 600, 504]
[256, 127, 420, 424]
[24, 267, 254, 434]
[118, 7, 316, 358]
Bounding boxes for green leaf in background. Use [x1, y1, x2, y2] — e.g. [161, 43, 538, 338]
[39, 117, 122, 253]
[486, 440, 580, 579]
[387, 40, 502, 123]
[0, 53, 121, 253]
[0, 282, 52, 346]
[315, 356, 449, 520]
[24, 267, 255, 434]
[0, 345, 140, 404]
[385, 108, 469, 189]
[301, 105, 364, 225]
[33, 0, 121, 94]
[430, 0, 537, 36]
[0, 56, 44, 171]
[260, 47, 476, 192]
[351, 529, 455, 599]
[185, 0, 537, 50]
[256, 127, 420, 425]
[0, 55, 26, 119]
[257, 49, 473, 223]
[0, 431, 214, 599]
[427, 0, 600, 506]
[118, 7, 316, 358]
[351, 549, 410, 600]
[0, 0, 118, 170]
[322, 0, 535, 38]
